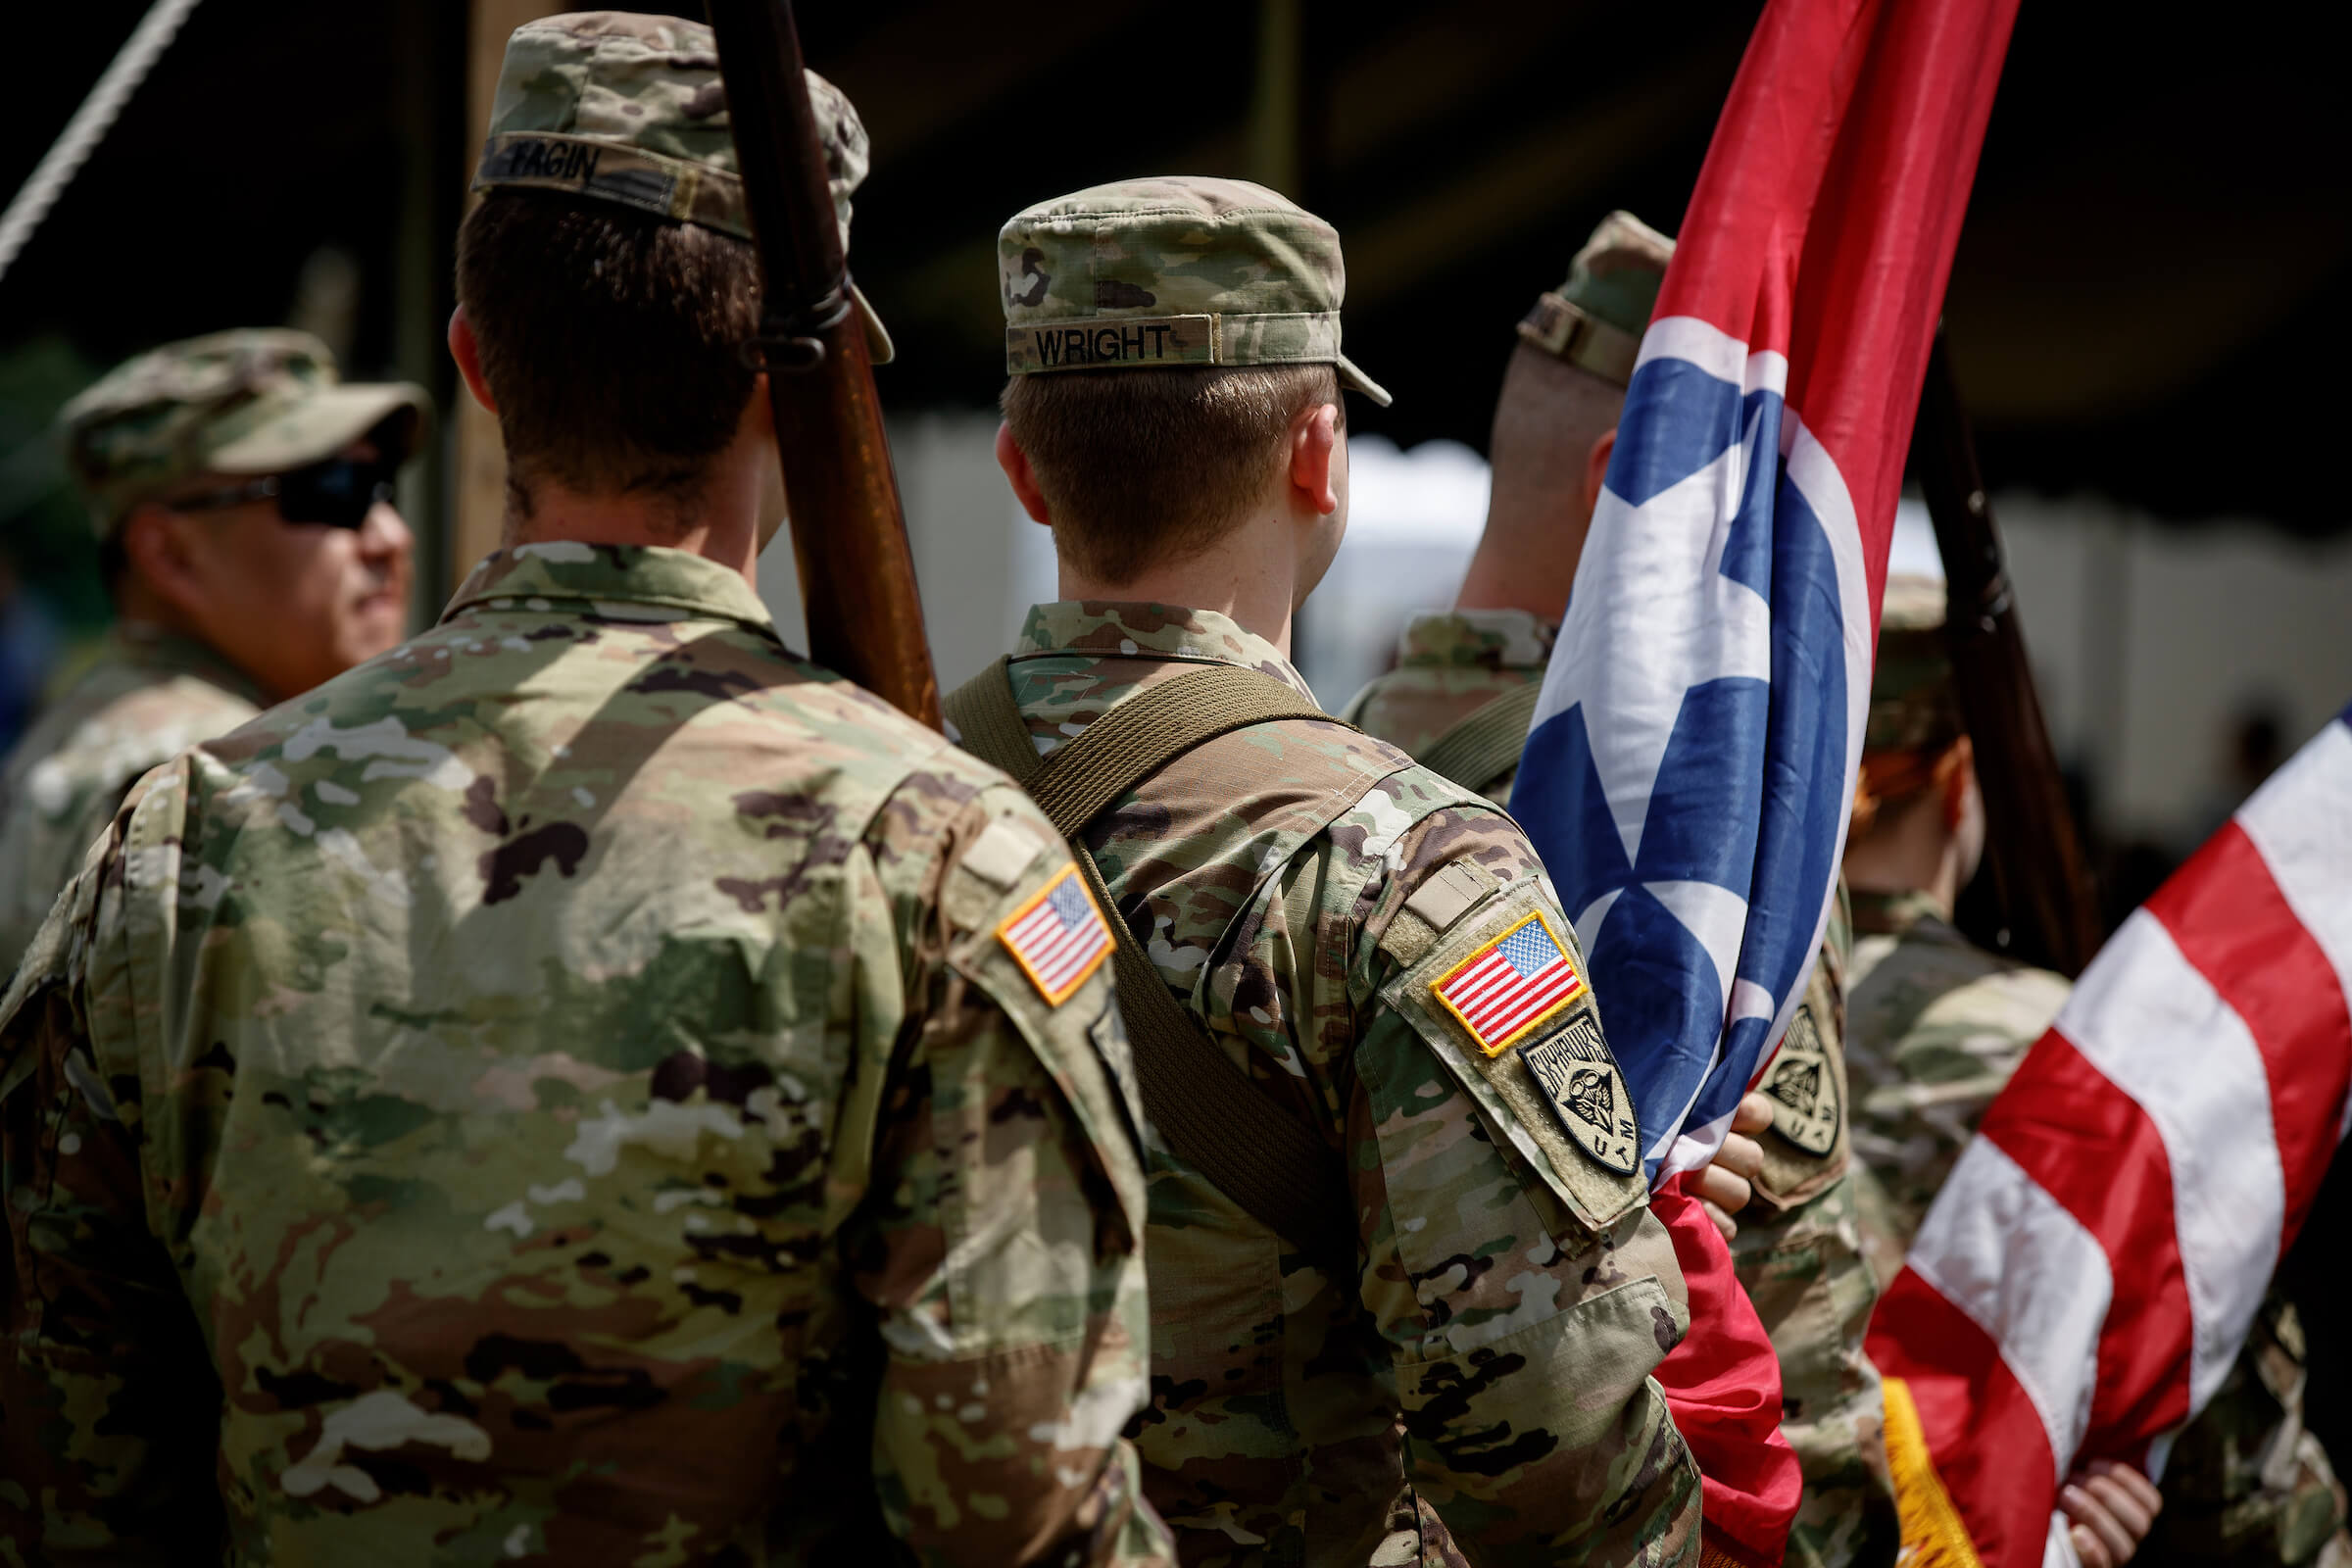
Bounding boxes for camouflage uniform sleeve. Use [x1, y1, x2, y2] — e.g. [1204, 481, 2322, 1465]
[1342, 806, 1701, 1566]
[1845, 943, 2071, 1256]
[0, 748, 136, 977]
[2146, 1290, 2350, 1565]
[843, 774, 1170, 1567]
[0, 761, 223, 1563]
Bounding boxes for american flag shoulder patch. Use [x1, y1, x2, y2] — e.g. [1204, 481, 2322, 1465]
[1431, 907, 1587, 1056]
[997, 863, 1114, 1006]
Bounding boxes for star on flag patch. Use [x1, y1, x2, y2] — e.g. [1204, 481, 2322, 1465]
[998, 864, 1113, 1005]
[1432, 909, 1586, 1055]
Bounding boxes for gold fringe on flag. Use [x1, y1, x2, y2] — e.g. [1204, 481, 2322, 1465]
[1883, 1375, 1985, 1568]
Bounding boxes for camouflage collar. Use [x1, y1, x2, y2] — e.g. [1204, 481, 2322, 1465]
[1394, 608, 1557, 672]
[1013, 601, 1313, 698]
[443, 544, 777, 635]
[1847, 886, 1961, 943]
[104, 623, 270, 707]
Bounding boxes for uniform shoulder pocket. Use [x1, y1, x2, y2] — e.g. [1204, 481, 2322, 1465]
[948, 826, 1150, 1241]
[1378, 876, 1648, 1233]
[1750, 956, 1850, 1208]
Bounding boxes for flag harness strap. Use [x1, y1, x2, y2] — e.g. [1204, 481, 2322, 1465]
[946, 657, 1355, 1266]
[1412, 681, 1543, 798]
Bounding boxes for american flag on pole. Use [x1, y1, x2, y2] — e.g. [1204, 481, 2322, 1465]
[1507, 0, 2020, 1557]
[1867, 705, 2352, 1568]
[997, 865, 1113, 1006]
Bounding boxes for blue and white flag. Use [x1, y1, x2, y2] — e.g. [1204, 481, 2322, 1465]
[1510, 0, 2018, 1185]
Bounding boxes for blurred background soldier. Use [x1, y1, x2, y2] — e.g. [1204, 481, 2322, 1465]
[962, 176, 1699, 1566]
[1346, 213, 1899, 1568]
[1845, 577, 2346, 1568]
[0, 16, 1166, 1565]
[0, 327, 421, 973]
[1344, 213, 1663, 768]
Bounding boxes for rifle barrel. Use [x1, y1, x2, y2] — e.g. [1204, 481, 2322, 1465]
[1912, 327, 2101, 975]
[706, 0, 941, 728]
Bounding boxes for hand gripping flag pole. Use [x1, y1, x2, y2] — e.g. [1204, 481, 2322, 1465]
[1869, 702, 2352, 1568]
[1508, 0, 2022, 1559]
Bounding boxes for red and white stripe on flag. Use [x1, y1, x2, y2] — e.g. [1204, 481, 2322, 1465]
[1867, 709, 2352, 1567]
[997, 864, 1113, 1006]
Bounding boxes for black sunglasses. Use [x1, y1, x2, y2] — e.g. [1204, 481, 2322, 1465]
[171, 454, 399, 530]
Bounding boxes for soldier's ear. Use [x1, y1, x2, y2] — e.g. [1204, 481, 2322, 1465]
[996, 421, 1053, 527]
[448, 308, 498, 416]
[119, 503, 210, 615]
[752, 381, 790, 551]
[1287, 402, 1341, 518]
[1939, 734, 1978, 831]
[1582, 427, 1617, 526]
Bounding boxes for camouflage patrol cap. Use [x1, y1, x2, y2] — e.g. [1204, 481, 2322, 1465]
[1867, 574, 1966, 754]
[472, 11, 891, 363]
[57, 328, 429, 537]
[999, 176, 1391, 406]
[1518, 211, 1676, 387]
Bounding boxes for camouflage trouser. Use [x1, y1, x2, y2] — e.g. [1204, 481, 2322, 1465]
[2146, 1294, 2350, 1567]
[1731, 1168, 1899, 1568]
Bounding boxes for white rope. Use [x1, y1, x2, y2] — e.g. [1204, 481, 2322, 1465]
[0, 0, 206, 287]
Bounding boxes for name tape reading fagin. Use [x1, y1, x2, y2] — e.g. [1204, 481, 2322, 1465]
[476, 132, 744, 238]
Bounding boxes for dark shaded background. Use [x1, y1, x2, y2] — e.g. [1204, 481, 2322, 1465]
[6, 1, 2349, 532]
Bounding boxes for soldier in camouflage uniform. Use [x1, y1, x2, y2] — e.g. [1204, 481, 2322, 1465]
[0, 17, 1168, 1565]
[1845, 577, 2344, 1568]
[1347, 212, 1897, 1568]
[0, 329, 425, 975]
[1841, 575, 2071, 1277]
[979, 177, 1700, 1566]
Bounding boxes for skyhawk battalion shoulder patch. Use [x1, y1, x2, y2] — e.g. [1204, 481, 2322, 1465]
[1760, 1004, 1838, 1155]
[1518, 1011, 1641, 1175]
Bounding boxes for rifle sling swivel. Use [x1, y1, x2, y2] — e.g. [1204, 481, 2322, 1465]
[739, 280, 857, 374]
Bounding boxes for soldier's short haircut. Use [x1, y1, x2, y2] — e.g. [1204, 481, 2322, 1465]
[457, 191, 760, 523]
[1001, 364, 1342, 586]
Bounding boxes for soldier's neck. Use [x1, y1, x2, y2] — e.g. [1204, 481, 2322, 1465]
[504, 474, 760, 584]
[112, 574, 203, 644]
[1057, 522, 1299, 657]
[1841, 808, 1962, 917]
[1454, 481, 1596, 620]
[111, 573, 267, 690]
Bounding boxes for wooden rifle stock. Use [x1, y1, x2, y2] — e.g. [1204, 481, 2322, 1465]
[1911, 327, 2101, 975]
[705, 0, 940, 728]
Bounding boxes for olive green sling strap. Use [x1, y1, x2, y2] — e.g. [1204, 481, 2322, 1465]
[1412, 680, 1543, 798]
[945, 657, 1354, 1263]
